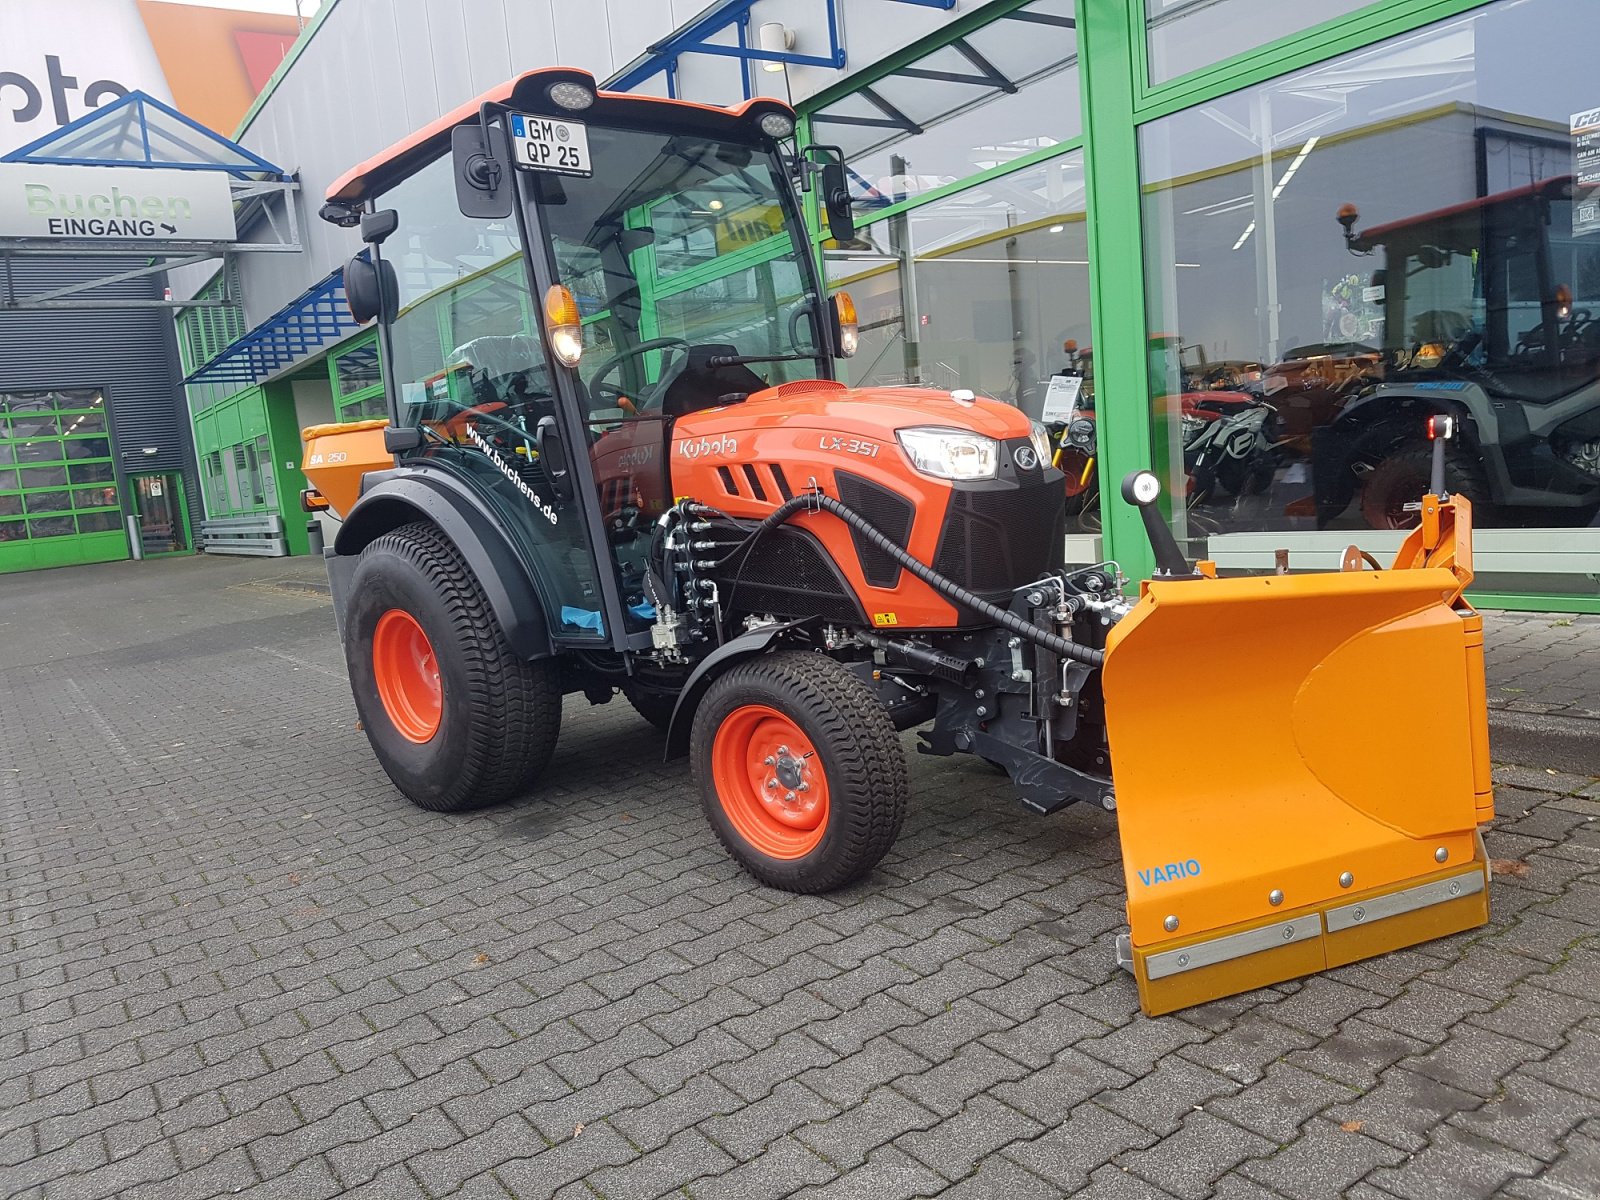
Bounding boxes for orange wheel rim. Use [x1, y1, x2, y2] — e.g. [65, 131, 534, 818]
[372, 609, 442, 743]
[711, 705, 830, 860]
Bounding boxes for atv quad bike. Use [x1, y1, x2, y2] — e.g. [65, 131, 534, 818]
[303, 69, 1495, 1016]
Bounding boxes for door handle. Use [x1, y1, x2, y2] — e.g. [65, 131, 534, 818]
[535, 415, 574, 501]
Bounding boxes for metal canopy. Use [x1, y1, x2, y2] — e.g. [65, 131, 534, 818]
[183, 267, 360, 386]
[607, 0, 957, 102]
[0, 91, 301, 311]
[4, 91, 289, 179]
[809, 0, 1077, 189]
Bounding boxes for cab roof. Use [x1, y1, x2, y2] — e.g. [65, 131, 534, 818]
[324, 66, 794, 206]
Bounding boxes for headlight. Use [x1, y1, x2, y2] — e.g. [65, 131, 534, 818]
[1068, 417, 1096, 448]
[896, 427, 999, 480]
[1180, 414, 1207, 442]
[1028, 421, 1053, 466]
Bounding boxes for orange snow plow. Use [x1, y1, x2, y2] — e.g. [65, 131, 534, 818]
[1102, 420, 1492, 1015]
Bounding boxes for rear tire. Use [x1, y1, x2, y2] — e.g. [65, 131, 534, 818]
[345, 521, 561, 812]
[691, 651, 907, 893]
[624, 684, 676, 733]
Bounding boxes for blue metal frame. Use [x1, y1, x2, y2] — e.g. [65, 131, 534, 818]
[613, 0, 861, 99]
[184, 269, 360, 386]
[3, 90, 288, 179]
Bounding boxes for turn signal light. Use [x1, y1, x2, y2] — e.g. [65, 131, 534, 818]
[545, 284, 583, 367]
[1427, 414, 1456, 441]
[833, 290, 858, 358]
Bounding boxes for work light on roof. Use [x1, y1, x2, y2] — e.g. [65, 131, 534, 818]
[547, 81, 596, 111]
[758, 112, 795, 140]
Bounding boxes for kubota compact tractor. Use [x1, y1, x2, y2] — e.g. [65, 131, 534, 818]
[302, 68, 1497, 1015]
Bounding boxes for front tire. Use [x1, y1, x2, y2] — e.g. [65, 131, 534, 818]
[691, 651, 907, 893]
[345, 521, 561, 812]
[1360, 445, 1494, 530]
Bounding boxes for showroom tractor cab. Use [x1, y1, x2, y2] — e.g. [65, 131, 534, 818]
[303, 67, 1498, 1016]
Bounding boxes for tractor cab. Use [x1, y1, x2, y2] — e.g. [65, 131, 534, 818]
[310, 68, 856, 650]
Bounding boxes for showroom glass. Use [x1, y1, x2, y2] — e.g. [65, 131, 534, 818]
[826, 151, 1091, 421]
[809, 0, 1079, 215]
[1145, 0, 1376, 87]
[0, 390, 120, 543]
[1140, 0, 1600, 594]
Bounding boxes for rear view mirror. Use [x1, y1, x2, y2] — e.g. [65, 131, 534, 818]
[820, 161, 856, 245]
[453, 124, 513, 220]
[343, 254, 397, 325]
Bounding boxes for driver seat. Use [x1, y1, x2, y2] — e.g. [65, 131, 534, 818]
[660, 344, 770, 417]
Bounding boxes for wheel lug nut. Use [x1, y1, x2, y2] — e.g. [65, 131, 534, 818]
[778, 745, 789, 756]
[785, 791, 796, 802]
[766, 780, 777, 790]
[798, 782, 809, 792]
[763, 756, 775, 766]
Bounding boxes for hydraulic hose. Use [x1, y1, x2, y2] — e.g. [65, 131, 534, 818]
[696, 493, 1106, 668]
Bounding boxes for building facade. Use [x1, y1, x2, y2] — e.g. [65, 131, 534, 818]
[175, 0, 1600, 610]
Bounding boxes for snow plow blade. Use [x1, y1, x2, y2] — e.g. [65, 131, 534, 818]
[1101, 498, 1493, 1016]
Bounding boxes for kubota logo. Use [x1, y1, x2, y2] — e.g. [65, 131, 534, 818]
[677, 435, 737, 460]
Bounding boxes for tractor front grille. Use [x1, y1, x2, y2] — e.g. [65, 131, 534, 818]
[835, 471, 914, 589]
[718, 526, 865, 624]
[933, 480, 1065, 603]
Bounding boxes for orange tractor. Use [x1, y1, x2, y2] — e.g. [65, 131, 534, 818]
[303, 68, 1495, 1015]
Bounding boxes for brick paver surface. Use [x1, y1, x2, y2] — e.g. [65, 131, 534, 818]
[2, 555, 1596, 1200]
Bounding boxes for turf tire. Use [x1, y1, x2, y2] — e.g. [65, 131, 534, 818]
[345, 521, 561, 811]
[691, 650, 907, 893]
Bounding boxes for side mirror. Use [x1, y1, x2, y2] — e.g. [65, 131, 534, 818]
[820, 161, 856, 245]
[343, 254, 397, 325]
[452, 124, 513, 220]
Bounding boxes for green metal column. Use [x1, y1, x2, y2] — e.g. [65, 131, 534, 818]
[1077, 0, 1155, 583]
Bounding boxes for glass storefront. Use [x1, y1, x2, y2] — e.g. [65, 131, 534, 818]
[1139, 0, 1600, 594]
[0, 390, 121, 547]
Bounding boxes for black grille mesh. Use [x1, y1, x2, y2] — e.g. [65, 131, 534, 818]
[722, 528, 863, 623]
[933, 485, 1065, 601]
[835, 471, 913, 589]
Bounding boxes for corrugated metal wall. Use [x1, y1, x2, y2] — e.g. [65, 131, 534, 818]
[0, 256, 202, 535]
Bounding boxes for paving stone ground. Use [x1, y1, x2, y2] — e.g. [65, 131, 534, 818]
[1, 554, 1596, 1200]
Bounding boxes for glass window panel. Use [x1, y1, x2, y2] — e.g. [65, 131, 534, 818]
[64, 437, 111, 461]
[256, 434, 276, 508]
[68, 461, 115, 485]
[0, 518, 26, 542]
[334, 340, 382, 397]
[9, 414, 59, 439]
[0, 443, 12, 465]
[0, 494, 20, 516]
[73, 485, 119, 510]
[52, 388, 104, 412]
[19, 465, 67, 489]
[3, 392, 53, 416]
[0, 468, 16, 490]
[75, 510, 122, 533]
[811, 0, 1079, 216]
[1145, 0, 1375, 87]
[826, 150, 1092, 420]
[59, 412, 106, 435]
[15, 439, 63, 464]
[1140, 0, 1600, 594]
[27, 515, 75, 538]
[24, 490, 71, 513]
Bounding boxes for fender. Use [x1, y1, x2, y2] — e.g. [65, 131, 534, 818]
[331, 471, 554, 660]
[663, 619, 813, 760]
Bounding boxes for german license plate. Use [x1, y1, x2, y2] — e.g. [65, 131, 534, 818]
[510, 113, 591, 177]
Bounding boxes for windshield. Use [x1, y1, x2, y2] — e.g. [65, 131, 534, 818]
[528, 125, 823, 412]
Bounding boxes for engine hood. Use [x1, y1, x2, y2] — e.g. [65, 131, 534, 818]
[674, 379, 1035, 441]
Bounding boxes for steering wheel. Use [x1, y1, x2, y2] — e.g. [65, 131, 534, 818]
[588, 337, 692, 414]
